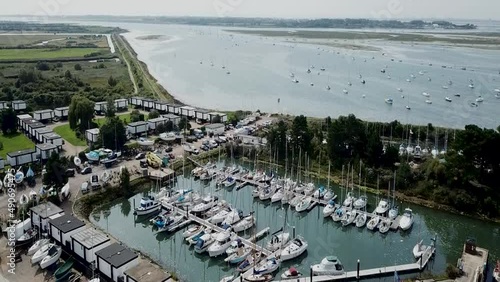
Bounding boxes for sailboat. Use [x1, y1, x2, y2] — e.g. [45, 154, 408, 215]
[388, 171, 398, 219]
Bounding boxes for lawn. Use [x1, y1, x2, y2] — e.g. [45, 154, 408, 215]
[94, 113, 133, 127]
[53, 124, 87, 147]
[0, 35, 64, 47]
[0, 48, 109, 60]
[0, 132, 35, 159]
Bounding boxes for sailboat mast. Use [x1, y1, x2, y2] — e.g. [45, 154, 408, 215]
[327, 161, 331, 190]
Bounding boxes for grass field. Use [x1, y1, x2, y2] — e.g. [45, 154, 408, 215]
[0, 34, 109, 48]
[0, 133, 35, 159]
[0, 35, 64, 47]
[53, 124, 87, 147]
[0, 47, 109, 60]
[94, 113, 132, 127]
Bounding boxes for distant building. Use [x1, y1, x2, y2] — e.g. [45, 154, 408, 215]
[53, 106, 69, 119]
[161, 114, 180, 126]
[96, 243, 139, 282]
[71, 227, 111, 264]
[94, 101, 107, 113]
[205, 123, 225, 135]
[237, 134, 267, 146]
[208, 112, 228, 123]
[48, 214, 86, 250]
[11, 100, 27, 111]
[179, 106, 196, 119]
[30, 202, 64, 233]
[127, 121, 149, 135]
[33, 109, 54, 121]
[36, 143, 60, 160]
[115, 99, 128, 110]
[0, 101, 7, 110]
[148, 117, 168, 130]
[195, 108, 210, 122]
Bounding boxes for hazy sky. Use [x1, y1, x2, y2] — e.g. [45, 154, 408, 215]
[2, 0, 499, 20]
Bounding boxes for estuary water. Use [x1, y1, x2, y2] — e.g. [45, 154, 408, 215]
[91, 160, 500, 282]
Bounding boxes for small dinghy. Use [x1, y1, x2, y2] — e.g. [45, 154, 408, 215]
[54, 258, 74, 279]
[413, 239, 426, 259]
[32, 243, 55, 264]
[40, 245, 62, 269]
[28, 239, 50, 256]
[17, 228, 38, 245]
[225, 246, 251, 264]
[244, 274, 273, 282]
[281, 267, 302, 279]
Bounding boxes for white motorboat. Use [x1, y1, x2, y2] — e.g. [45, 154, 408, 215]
[259, 185, 277, 200]
[425, 99, 432, 104]
[280, 237, 308, 261]
[294, 184, 305, 194]
[32, 243, 54, 264]
[223, 176, 237, 188]
[28, 239, 50, 256]
[385, 98, 394, 105]
[134, 196, 160, 216]
[397, 87, 403, 92]
[442, 85, 449, 89]
[192, 195, 218, 213]
[232, 215, 255, 233]
[281, 190, 294, 204]
[194, 233, 215, 253]
[366, 216, 380, 231]
[17, 228, 37, 245]
[331, 207, 344, 222]
[211, 206, 235, 224]
[469, 84, 475, 89]
[40, 245, 62, 269]
[252, 187, 262, 198]
[271, 188, 284, 203]
[182, 225, 204, 238]
[254, 256, 281, 275]
[355, 213, 367, 228]
[208, 230, 235, 257]
[399, 208, 414, 230]
[341, 209, 357, 226]
[225, 244, 251, 264]
[388, 206, 398, 219]
[375, 199, 390, 214]
[303, 183, 315, 195]
[413, 239, 426, 259]
[312, 256, 345, 276]
[323, 190, 336, 201]
[353, 195, 367, 210]
[289, 195, 303, 207]
[312, 186, 326, 198]
[222, 209, 243, 227]
[137, 138, 154, 146]
[266, 231, 290, 252]
[343, 89, 348, 94]
[476, 96, 484, 102]
[159, 132, 177, 142]
[157, 215, 184, 233]
[343, 192, 356, 207]
[322, 200, 336, 217]
[281, 267, 302, 279]
[226, 239, 244, 256]
[187, 228, 212, 245]
[445, 97, 452, 102]
[295, 196, 312, 212]
[199, 170, 217, 181]
[378, 218, 391, 234]
[422, 92, 430, 97]
[237, 252, 262, 273]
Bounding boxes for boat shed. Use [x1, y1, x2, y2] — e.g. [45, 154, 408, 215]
[34, 127, 53, 143]
[30, 201, 64, 233]
[54, 106, 69, 119]
[195, 108, 211, 121]
[71, 227, 111, 264]
[124, 261, 172, 282]
[161, 114, 180, 126]
[142, 98, 155, 110]
[48, 214, 86, 250]
[33, 109, 54, 121]
[209, 112, 228, 123]
[42, 133, 64, 147]
[127, 121, 149, 135]
[36, 143, 60, 160]
[94, 101, 107, 113]
[179, 106, 196, 119]
[205, 123, 225, 136]
[167, 104, 180, 115]
[17, 114, 32, 129]
[96, 243, 139, 282]
[154, 101, 168, 113]
[114, 98, 128, 110]
[86, 128, 100, 143]
[0, 101, 7, 110]
[129, 96, 144, 107]
[12, 100, 27, 111]
[148, 117, 167, 130]
[7, 148, 37, 167]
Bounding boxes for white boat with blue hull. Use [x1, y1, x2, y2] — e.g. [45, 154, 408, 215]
[156, 215, 184, 232]
[134, 196, 161, 216]
[187, 228, 212, 245]
[322, 199, 336, 217]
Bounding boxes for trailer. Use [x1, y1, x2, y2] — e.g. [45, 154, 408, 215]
[114, 99, 128, 110]
[148, 117, 168, 131]
[85, 128, 100, 143]
[195, 108, 211, 122]
[43, 133, 63, 147]
[94, 101, 107, 113]
[53, 106, 69, 119]
[127, 121, 149, 135]
[208, 112, 228, 123]
[180, 106, 196, 119]
[0, 101, 7, 110]
[36, 143, 60, 160]
[11, 100, 27, 111]
[167, 104, 180, 115]
[154, 101, 168, 113]
[33, 109, 54, 121]
[205, 123, 225, 136]
[129, 96, 144, 107]
[34, 127, 53, 143]
[142, 98, 155, 110]
[27, 121, 45, 138]
[17, 114, 32, 129]
[162, 114, 180, 126]
[7, 148, 37, 167]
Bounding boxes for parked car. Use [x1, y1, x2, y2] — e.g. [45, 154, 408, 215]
[81, 167, 92, 175]
[202, 139, 209, 146]
[65, 168, 75, 177]
[201, 145, 209, 151]
[135, 152, 146, 160]
[209, 140, 218, 149]
[186, 135, 197, 143]
[81, 181, 90, 194]
[165, 146, 173, 153]
[191, 148, 200, 155]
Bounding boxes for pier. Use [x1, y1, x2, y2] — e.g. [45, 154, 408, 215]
[455, 239, 489, 282]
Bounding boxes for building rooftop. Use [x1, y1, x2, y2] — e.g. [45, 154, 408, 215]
[96, 243, 138, 268]
[95, 101, 107, 105]
[36, 143, 58, 151]
[124, 260, 171, 282]
[154, 101, 167, 105]
[195, 108, 210, 113]
[35, 127, 52, 133]
[30, 202, 63, 219]
[33, 109, 54, 114]
[17, 114, 32, 120]
[86, 128, 100, 135]
[205, 123, 225, 129]
[71, 227, 110, 249]
[115, 98, 127, 102]
[208, 112, 227, 116]
[180, 106, 195, 110]
[54, 106, 69, 111]
[49, 214, 85, 233]
[7, 148, 36, 158]
[12, 100, 26, 104]
[148, 117, 167, 123]
[43, 133, 61, 140]
[162, 114, 179, 119]
[128, 121, 148, 127]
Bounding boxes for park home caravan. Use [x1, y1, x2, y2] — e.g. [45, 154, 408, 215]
[42, 133, 63, 147]
[154, 101, 168, 113]
[7, 148, 37, 166]
[85, 128, 100, 143]
[49, 214, 86, 250]
[96, 243, 139, 282]
[180, 106, 196, 119]
[148, 117, 167, 131]
[12, 100, 27, 111]
[114, 98, 128, 110]
[71, 228, 111, 264]
[33, 109, 54, 121]
[23, 119, 44, 137]
[142, 98, 155, 110]
[36, 143, 60, 160]
[0, 101, 7, 110]
[17, 114, 32, 129]
[34, 127, 53, 143]
[127, 121, 148, 135]
[167, 104, 180, 115]
[129, 96, 144, 107]
[209, 112, 228, 123]
[0, 157, 4, 170]
[94, 101, 107, 114]
[195, 108, 211, 122]
[54, 107, 69, 119]
[30, 202, 64, 233]
[162, 114, 180, 126]
[124, 262, 172, 282]
[205, 123, 225, 136]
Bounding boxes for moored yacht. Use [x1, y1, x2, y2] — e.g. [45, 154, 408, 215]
[134, 196, 160, 216]
[194, 233, 215, 254]
[266, 230, 290, 252]
[399, 208, 415, 230]
[366, 215, 380, 231]
[208, 230, 236, 257]
[322, 199, 336, 217]
[280, 237, 308, 261]
[312, 256, 345, 276]
[374, 199, 390, 214]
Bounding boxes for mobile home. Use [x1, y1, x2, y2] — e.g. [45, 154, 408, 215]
[34, 127, 53, 143]
[154, 101, 168, 113]
[114, 98, 128, 110]
[127, 121, 149, 135]
[142, 98, 155, 110]
[96, 243, 139, 282]
[85, 128, 100, 143]
[167, 104, 180, 115]
[17, 114, 32, 129]
[195, 108, 211, 122]
[30, 202, 64, 233]
[148, 117, 167, 131]
[162, 114, 180, 127]
[7, 148, 37, 167]
[54, 106, 69, 119]
[71, 227, 111, 264]
[205, 123, 225, 136]
[33, 109, 54, 121]
[0, 101, 7, 110]
[94, 101, 107, 113]
[179, 106, 196, 119]
[209, 112, 228, 123]
[42, 133, 64, 147]
[12, 100, 27, 111]
[36, 143, 60, 160]
[129, 96, 144, 107]
[49, 214, 86, 250]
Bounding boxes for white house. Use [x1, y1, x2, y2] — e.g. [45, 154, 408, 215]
[96, 243, 139, 282]
[36, 143, 60, 160]
[94, 101, 107, 113]
[34, 127, 53, 143]
[33, 109, 54, 121]
[71, 227, 111, 264]
[208, 112, 228, 123]
[161, 114, 180, 127]
[205, 123, 225, 135]
[179, 106, 196, 119]
[167, 104, 180, 115]
[114, 99, 128, 110]
[129, 96, 144, 107]
[127, 121, 148, 135]
[86, 128, 100, 143]
[0, 101, 7, 110]
[17, 114, 32, 129]
[54, 107, 69, 119]
[30, 202, 64, 233]
[48, 214, 86, 250]
[153, 101, 168, 113]
[42, 133, 64, 147]
[7, 148, 37, 167]
[148, 117, 167, 131]
[124, 261, 172, 282]
[195, 108, 211, 121]
[12, 100, 27, 111]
